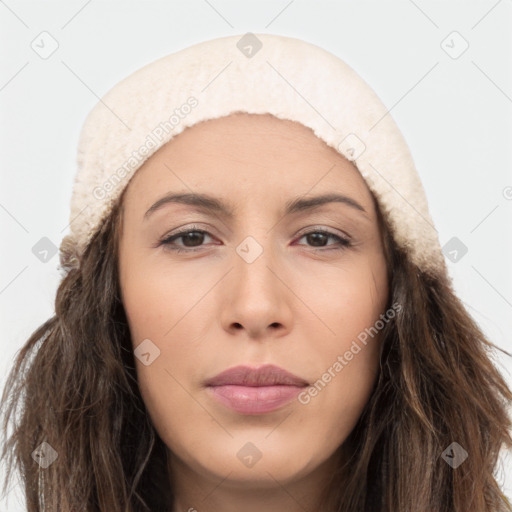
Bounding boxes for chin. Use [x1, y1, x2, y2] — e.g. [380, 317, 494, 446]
[196, 439, 322, 486]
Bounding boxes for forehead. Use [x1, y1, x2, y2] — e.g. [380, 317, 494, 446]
[123, 112, 374, 212]
[166, 112, 343, 160]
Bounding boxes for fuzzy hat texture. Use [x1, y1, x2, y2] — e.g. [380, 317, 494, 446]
[59, 32, 448, 278]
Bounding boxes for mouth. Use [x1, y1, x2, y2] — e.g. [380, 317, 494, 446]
[204, 364, 309, 415]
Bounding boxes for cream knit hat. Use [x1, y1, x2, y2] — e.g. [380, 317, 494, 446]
[59, 32, 447, 277]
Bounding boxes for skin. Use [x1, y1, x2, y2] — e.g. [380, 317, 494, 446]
[118, 112, 389, 512]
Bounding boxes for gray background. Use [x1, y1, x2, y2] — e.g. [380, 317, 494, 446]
[1, 1, 511, 509]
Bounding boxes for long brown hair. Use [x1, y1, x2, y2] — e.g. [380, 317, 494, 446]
[1, 188, 511, 511]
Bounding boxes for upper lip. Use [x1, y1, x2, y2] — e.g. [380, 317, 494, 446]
[205, 364, 309, 387]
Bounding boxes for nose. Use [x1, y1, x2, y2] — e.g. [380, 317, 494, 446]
[220, 240, 294, 340]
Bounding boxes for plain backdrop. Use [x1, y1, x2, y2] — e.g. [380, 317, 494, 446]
[1, 1, 511, 509]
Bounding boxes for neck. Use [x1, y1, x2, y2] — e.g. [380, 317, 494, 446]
[168, 447, 345, 512]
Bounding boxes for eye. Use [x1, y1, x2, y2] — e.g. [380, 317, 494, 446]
[159, 226, 214, 253]
[294, 229, 351, 251]
[158, 226, 351, 253]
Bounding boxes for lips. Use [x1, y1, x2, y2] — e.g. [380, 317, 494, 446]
[205, 364, 309, 414]
[205, 364, 309, 387]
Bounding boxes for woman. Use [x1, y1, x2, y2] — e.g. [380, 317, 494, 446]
[1, 32, 511, 512]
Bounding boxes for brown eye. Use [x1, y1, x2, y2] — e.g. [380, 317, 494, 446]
[159, 227, 351, 254]
[296, 230, 351, 250]
[160, 227, 215, 253]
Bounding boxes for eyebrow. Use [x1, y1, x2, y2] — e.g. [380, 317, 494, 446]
[144, 192, 368, 220]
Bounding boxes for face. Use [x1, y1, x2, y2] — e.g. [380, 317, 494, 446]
[118, 113, 389, 499]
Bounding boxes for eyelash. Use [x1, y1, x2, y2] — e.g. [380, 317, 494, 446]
[158, 225, 351, 254]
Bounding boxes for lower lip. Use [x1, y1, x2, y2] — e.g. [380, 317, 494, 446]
[207, 384, 305, 414]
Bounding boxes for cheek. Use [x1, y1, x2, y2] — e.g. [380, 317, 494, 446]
[121, 274, 171, 342]
[119, 257, 211, 430]
[121, 269, 206, 449]
[305, 251, 388, 357]
[294, 316, 383, 459]
[295, 256, 388, 436]
[120, 251, 197, 343]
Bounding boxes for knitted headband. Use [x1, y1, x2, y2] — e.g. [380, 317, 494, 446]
[59, 32, 447, 278]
